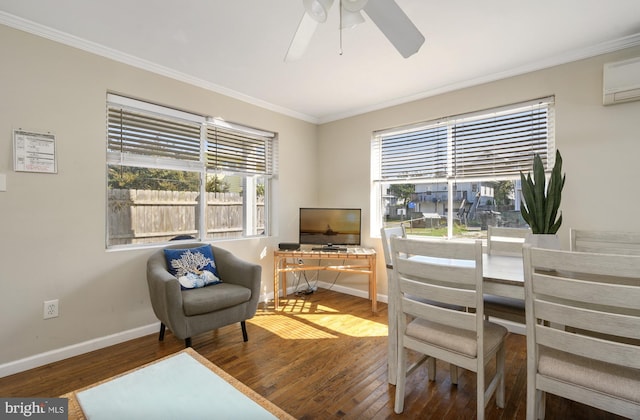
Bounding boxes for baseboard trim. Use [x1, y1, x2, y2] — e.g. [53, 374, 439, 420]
[0, 323, 159, 378]
[316, 281, 388, 304]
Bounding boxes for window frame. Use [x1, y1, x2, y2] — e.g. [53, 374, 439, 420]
[106, 94, 276, 249]
[371, 97, 555, 238]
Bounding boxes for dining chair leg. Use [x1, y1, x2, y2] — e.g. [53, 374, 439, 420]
[526, 369, 537, 420]
[537, 390, 546, 420]
[496, 344, 505, 408]
[184, 337, 192, 348]
[394, 346, 407, 414]
[450, 365, 458, 385]
[427, 357, 436, 381]
[477, 367, 486, 420]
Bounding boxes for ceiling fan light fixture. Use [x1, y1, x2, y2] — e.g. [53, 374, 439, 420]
[342, 0, 369, 12]
[340, 9, 365, 29]
[303, 0, 334, 23]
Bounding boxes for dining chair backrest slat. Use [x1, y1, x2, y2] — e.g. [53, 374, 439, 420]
[487, 226, 530, 256]
[523, 245, 640, 419]
[570, 228, 640, 255]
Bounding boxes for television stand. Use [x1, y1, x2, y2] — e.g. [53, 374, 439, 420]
[273, 247, 377, 312]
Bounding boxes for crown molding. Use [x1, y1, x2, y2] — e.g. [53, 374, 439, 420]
[0, 11, 319, 124]
[3, 11, 639, 126]
[318, 32, 640, 123]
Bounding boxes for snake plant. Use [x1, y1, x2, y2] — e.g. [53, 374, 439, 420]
[520, 150, 565, 234]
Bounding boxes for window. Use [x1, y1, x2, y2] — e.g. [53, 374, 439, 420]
[106, 94, 276, 248]
[371, 97, 554, 239]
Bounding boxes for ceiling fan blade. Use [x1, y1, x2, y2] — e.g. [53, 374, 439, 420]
[285, 12, 319, 62]
[363, 0, 425, 58]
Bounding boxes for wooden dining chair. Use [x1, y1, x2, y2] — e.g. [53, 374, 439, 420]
[523, 245, 640, 419]
[568, 228, 640, 342]
[382, 227, 463, 385]
[391, 237, 507, 419]
[381, 225, 405, 385]
[484, 226, 530, 325]
[381, 225, 405, 271]
[570, 228, 640, 255]
[487, 225, 530, 256]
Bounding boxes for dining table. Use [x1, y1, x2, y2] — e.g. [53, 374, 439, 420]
[386, 252, 525, 385]
[481, 253, 525, 299]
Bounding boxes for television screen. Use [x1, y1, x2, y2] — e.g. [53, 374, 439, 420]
[299, 208, 361, 246]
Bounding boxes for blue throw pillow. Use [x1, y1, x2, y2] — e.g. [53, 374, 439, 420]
[163, 245, 222, 289]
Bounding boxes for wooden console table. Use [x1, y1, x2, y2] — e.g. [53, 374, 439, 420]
[273, 248, 377, 312]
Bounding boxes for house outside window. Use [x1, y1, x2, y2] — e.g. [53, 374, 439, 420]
[371, 97, 555, 239]
[106, 94, 276, 248]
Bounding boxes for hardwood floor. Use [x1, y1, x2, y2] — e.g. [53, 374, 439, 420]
[0, 289, 626, 419]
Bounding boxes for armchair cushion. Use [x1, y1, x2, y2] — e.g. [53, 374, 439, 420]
[164, 245, 221, 289]
[182, 283, 252, 316]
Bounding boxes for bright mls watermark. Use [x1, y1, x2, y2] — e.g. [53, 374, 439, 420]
[0, 398, 67, 419]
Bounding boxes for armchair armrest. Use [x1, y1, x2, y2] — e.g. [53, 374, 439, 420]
[146, 250, 184, 323]
[212, 246, 262, 295]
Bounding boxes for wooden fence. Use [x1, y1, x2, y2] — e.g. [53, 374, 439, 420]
[108, 189, 264, 245]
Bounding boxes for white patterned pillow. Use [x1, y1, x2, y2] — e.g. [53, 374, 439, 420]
[163, 245, 221, 289]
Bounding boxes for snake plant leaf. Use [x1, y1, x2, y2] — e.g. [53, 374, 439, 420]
[549, 213, 563, 234]
[533, 154, 547, 233]
[519, 150, 565, 234]
[520, 172, 537, 231]
[546, 152, 563, 233]
[545, 151, 565, 233]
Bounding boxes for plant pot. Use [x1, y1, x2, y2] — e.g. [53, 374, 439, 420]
[525, 233, 561, 250]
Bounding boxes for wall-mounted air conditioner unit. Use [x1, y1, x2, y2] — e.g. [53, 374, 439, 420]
[603, 56, 640, 105]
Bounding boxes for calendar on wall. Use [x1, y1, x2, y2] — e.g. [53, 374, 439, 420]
[13, 129, 57, 174]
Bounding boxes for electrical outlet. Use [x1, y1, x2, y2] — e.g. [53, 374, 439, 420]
[44, 299, 59, 319]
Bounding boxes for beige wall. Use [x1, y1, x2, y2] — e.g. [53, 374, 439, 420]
[2, 21, 640, 372]
[0, 24, 317, 368]
[318, 45, 640, 296]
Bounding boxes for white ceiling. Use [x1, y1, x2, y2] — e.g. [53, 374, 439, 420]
[1, 1, 640, 123]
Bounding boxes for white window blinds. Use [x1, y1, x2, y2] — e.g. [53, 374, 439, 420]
[380, 125, 448, 181]
[107, 107, 201, 162]
[206, 123, 275, 175]
[106, 94, 276, 175]
[373, 97, 555, 182]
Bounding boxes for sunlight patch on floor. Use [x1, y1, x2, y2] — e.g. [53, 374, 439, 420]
[250, 314, 338, 339]
[294, 314, 388, 337]
[255, 296, 388, 339]
[277, 299, 340, 314]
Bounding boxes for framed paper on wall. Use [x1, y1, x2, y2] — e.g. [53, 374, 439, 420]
[13, 129, 57, 173]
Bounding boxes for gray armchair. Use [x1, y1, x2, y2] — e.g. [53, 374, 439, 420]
[146, 243, 261, 347]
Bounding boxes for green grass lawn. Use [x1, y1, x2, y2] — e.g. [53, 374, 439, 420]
[394, 223, 487, 239]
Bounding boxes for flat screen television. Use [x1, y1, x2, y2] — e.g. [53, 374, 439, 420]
[299, 208, 361, 250]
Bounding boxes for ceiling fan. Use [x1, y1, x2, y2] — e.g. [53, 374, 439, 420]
[285, 0, 425, 61]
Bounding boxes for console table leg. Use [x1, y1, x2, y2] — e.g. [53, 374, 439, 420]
[370, 254, 377, 313]
[273, 256, 280, 310]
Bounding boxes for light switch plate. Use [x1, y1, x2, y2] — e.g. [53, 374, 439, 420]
[0, 174, 6, 191]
